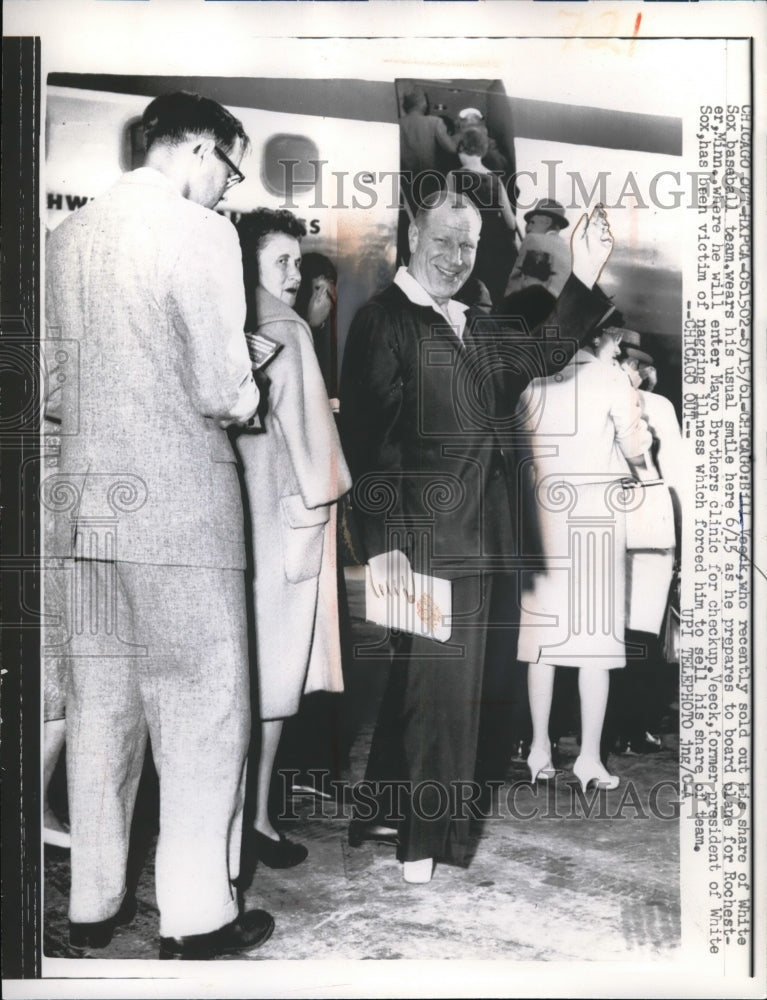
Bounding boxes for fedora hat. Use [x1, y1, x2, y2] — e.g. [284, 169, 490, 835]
[610, 327, 654, 365]
[616, 327, 641, 348]
[524, 198, 569, 230]
[623, 344, 655, 366]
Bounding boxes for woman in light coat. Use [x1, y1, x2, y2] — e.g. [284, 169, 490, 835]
[621, 350, 682, 635]
[515, 326, 653, 791]
[612, 346, 682, 752]
[235, 209, 351, 867]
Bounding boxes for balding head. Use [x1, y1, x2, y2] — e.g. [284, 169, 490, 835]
[413, 189, 482, 230]
[408, 191, 482, 306]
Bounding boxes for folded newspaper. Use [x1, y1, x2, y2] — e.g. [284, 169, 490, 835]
[245, 331, 283, 370]
[365, 568, 452, 643]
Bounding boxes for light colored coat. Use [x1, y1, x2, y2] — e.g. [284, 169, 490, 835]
[44, 166, 260, 936]
[45, 167, 258, 568]
[626, 390, 682, 634]
[236, 288, 352, 720]
[505, 231, 571, 298]
[641, 390, 684, 499]
[515, 351, 652, 669]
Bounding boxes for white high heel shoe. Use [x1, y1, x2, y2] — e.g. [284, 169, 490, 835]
[573, 756, 619, 791]
[403, 858, 434, 884]
[526, 745, 558, 782]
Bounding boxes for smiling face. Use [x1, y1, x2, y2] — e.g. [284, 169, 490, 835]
[407, 202, 481, 306]
[257, 232, 302, 306]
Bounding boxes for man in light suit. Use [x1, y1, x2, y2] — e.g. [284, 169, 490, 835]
[44, 92, 274, 959]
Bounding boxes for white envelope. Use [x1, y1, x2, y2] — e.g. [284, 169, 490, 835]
[365, 568, 452, 643]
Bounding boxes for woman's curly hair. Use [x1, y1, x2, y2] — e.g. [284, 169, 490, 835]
[237, 208, 307, 328]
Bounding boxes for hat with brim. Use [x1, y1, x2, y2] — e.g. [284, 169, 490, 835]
[524, 198, 569, 230]
[622, 344, 654, 366]
[615, 328, 641, 348]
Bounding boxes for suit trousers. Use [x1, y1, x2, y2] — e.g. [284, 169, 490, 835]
[364, 574, 498, 865]
[66, 560, 250, 937]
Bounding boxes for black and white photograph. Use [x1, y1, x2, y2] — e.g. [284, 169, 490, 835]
[1, 2, 765, 998]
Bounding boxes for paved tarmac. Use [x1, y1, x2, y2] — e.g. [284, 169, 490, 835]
[44, 570, 680, 968]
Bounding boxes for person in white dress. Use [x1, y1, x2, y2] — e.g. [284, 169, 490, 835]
[515, 326, 653, 790]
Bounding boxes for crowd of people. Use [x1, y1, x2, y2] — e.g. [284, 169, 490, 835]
[43, 88, 682, 956]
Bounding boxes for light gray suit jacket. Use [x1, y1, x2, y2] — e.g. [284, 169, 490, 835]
[44, 167, 259, 569]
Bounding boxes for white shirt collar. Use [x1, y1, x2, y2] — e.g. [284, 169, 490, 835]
[394, 266, 469, 340]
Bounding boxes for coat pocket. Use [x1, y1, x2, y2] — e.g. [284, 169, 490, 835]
[280, 493, 329, 584]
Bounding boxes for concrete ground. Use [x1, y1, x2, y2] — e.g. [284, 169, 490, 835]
[44, 569, 680, 967]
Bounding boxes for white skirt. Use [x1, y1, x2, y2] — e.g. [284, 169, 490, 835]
[518, 480, 629, 670]
[626, 549, 675, 635]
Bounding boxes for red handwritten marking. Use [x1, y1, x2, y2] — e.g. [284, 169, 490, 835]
[633, 12, 642, 37]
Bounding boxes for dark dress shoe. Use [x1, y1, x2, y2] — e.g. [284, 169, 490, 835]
[348, 820, 399, 848]
[159, 909, 274, 960]
[252, 829, 308, 869]
[69, 894, 137, 949]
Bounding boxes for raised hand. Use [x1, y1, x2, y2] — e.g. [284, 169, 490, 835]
[570, 203, 614, 288]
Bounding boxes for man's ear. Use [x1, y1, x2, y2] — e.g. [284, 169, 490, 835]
[407, 221, 419, 257]
[192, 136, 216, 161]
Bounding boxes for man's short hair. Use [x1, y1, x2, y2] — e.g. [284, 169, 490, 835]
[142, 91, 250, 155]
[413, 189, 482, 228]
[402, 88, 427, 114]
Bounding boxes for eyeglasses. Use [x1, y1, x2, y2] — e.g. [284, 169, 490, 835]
[214, 145, 245, 189]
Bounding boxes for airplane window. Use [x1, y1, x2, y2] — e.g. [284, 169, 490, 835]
[262, 133, 320, 199]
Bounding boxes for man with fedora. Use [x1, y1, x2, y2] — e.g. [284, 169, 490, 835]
[503, 197, 572, 301]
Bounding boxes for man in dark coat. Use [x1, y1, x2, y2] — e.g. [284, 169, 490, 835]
[340, 193, 615, 883]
